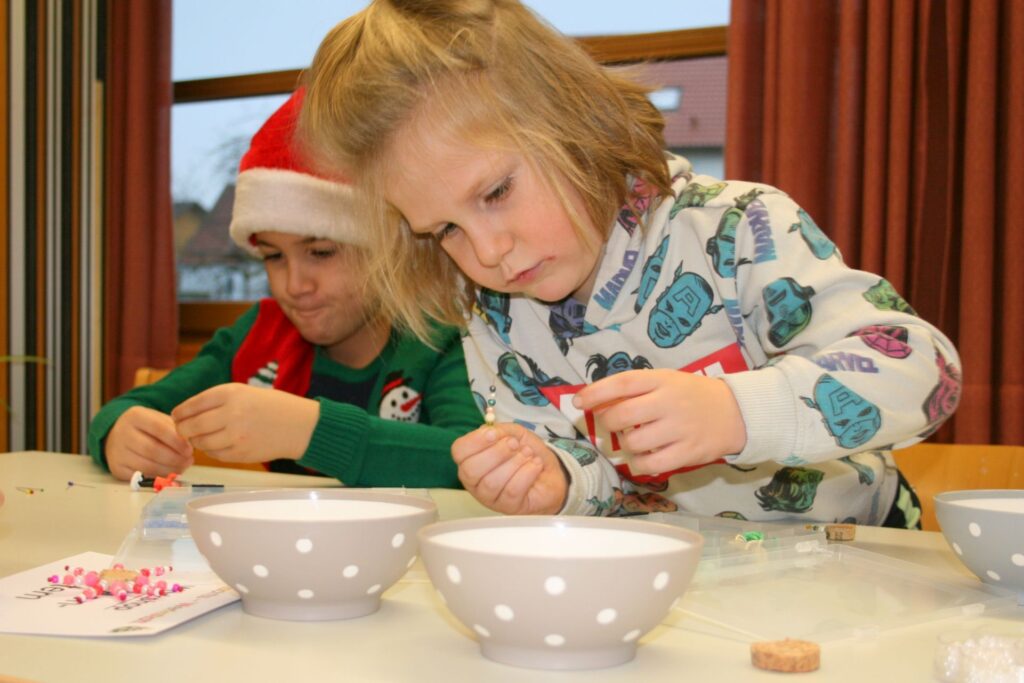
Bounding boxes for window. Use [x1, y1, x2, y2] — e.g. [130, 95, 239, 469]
[171, 1, 729, 342]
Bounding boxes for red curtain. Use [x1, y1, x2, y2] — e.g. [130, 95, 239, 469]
[103, 0, 178, 400]
[726, 0, 1024, 445]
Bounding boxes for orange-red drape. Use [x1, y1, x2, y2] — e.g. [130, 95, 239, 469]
[103, 0, 178, 400]
[726, 0, 1024, 445]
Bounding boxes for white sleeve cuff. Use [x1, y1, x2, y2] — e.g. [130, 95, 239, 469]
[719, 367, 799, 465]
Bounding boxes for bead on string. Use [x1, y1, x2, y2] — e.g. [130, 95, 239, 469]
[484, 385, 497, 425]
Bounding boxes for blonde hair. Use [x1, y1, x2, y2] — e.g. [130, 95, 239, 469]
[300, 0, 671, 342]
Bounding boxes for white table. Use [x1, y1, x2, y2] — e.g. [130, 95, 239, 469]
[1, 451, 1021, 682]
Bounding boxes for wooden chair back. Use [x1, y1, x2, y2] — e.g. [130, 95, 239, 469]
[893, 442, 1024, 531]
[132, 367, 266, 472]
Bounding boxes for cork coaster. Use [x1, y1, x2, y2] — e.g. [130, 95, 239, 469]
[750, 638, 820, 673]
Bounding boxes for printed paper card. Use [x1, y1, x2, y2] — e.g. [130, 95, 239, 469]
[0, 551, 238, 637]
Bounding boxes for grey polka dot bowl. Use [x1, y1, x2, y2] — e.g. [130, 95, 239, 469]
[934, 489, 1024, 605]
[418, 516, 704, 670]
[186, 489, 437, 621]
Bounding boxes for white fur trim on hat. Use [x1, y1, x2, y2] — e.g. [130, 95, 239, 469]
[230, 167, 364, 254]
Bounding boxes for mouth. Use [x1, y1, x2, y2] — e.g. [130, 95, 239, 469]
[290, 306, 323, 319]
[508, 261, 544, 286]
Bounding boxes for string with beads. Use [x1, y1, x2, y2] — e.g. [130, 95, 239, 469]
[465, 311, 503, 427]
[484, 384, 497, 425]
[48, 563, 182, 603]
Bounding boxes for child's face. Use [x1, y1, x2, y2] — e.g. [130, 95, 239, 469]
[254, 232, 375, 359]
[384, 126, 604, 303]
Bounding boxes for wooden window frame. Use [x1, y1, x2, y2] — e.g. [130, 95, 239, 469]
[176, 26, 728, 339]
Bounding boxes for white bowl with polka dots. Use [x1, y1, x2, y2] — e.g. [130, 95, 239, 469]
[934, 489, 1024, 605]
[418, 516, 704, 670]
[186, 489, 437, 620]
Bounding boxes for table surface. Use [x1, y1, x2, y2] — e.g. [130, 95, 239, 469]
[1, 451, 1021, 683]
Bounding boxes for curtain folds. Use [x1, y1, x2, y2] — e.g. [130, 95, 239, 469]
[726, 0, 1023, 445]
[103, 0, 178, 400]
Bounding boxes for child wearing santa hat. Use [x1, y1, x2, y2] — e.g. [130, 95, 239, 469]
[88, 89, 483, 486]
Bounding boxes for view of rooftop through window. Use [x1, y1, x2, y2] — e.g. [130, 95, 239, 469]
[172, 1, 730, 301]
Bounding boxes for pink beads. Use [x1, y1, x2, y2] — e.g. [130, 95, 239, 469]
[47, 564, 178, 603]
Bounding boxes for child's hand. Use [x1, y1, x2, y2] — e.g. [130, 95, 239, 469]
[171, 384, 320, 463]
[105, 406, 194, 481]
[451, 423, 568, 515]
[572, 369, 747, 475]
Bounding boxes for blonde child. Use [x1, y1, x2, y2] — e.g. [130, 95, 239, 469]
[89, 88, 483, 487]
[298, 0, 961, 525]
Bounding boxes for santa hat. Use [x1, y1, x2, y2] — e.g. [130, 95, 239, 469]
[229, 87, 363, 254]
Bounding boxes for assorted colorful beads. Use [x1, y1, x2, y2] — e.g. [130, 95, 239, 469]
[47, 563, 182, 603]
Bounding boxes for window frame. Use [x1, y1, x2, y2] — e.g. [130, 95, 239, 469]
[175, 26, 728, 341]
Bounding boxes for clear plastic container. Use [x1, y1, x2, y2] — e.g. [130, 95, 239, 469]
[672, 542, 1019, 644]
[112, 487, 226, 582]
[642, 511, 828, 560]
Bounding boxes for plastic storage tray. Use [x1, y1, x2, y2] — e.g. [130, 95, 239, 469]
[641, 511, 828, 560]
[672, 542, 1019, 643]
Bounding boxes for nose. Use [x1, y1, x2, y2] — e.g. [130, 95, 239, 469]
[285, 263, 315, 297]
[468, 224, 514, 268]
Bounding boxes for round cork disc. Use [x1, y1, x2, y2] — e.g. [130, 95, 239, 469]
[750, 638, 821, 673]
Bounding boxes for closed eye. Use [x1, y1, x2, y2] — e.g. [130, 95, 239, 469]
[485, 176, 513, 204]
[435, 223, 458, 241]
[309, 247, 338, 259]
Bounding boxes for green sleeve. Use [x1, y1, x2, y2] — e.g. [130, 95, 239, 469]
[298, 327, 482, 488]
[86, 305, 260, 470]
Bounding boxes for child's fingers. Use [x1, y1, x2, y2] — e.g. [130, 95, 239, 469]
[469, 447, 536, 506]
[572, 371, 654, 411]
[456, 436, 520, 488]
[174, 410, 228, 442]
[492, 450, 543, 510]
[184, 428, 234, 456]
[171, 386, 228, 423]
[589, 395, 653, 434]
[134, 411, 193, 457]
[451, 424, 514, 465]
[614, 418, 674, 455]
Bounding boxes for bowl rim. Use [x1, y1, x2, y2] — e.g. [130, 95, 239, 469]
[934, 489, 1024, 506]
[185, 487, 438, 520]
[417, 515, 704, 560]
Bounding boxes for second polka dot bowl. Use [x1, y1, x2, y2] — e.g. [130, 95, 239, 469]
[934, 489, 1024, 605]
[418, 516, 704, 670]
[186, 489, 437, 620]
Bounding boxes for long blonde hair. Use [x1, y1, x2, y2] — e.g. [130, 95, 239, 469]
[300, 0, 671, 342]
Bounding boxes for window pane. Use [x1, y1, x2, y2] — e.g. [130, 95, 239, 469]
[173, 0, 730, 81]
[173, 95, 288, 301]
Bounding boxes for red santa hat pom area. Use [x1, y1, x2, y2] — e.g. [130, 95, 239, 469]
[229, 87, 363, 254]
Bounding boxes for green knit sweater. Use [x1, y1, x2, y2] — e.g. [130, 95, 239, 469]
[87, 303, 482, 487]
